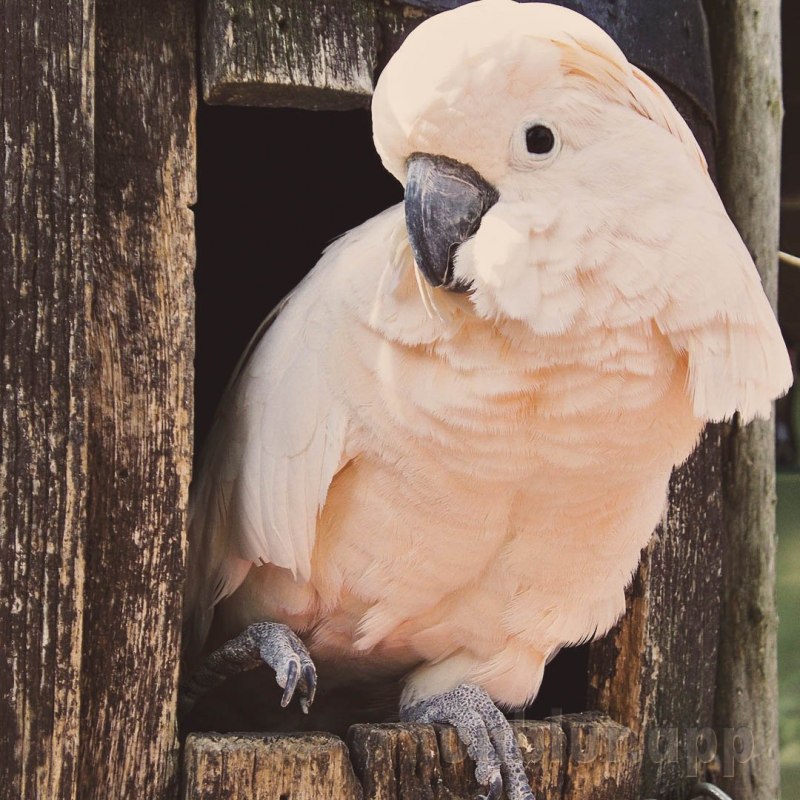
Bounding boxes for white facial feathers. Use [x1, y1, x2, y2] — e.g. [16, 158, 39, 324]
[372, 0, 791, 420]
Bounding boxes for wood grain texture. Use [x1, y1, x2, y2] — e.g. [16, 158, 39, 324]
[347, 720, 567, 800]
[0, 1, 93, 798]
[704, 3, 784, 799]
[588, 427, 725, 800]
[202, 0, 379, 109]
[553, 713, 640, 800]
[78, 1, 196, 798]
[183, 716, 636, 799]
[183, 732, 364, 799]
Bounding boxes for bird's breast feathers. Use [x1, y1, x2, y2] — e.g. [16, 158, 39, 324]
[211, 205, 707, 695]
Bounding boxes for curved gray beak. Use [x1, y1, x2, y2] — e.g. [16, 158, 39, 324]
[404, 153, 499, 292]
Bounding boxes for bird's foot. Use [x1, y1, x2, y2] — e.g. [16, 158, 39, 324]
[179, 621, 317, 717]
[401, 683, 534, 800]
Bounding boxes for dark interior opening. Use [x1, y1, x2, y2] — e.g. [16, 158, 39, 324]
[194, 104, 403, 446]
[193, 102, 588, 731]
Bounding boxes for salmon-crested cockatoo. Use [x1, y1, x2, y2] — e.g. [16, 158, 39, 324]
[182, 1, 792, 797]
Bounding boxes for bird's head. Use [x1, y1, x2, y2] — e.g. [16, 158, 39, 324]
[372, 0, 708, 333]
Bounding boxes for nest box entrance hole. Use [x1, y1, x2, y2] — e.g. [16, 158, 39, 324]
[193, 102, 590, 732]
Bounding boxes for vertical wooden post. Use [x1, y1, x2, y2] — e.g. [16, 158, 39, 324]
[0, 2, 94, 799]
[587, 430, 725, 800]
[78, 1, 196, 798]
[704, 3, 784, 799]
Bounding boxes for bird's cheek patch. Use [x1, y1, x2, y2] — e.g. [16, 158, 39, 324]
[466, 212, 542, 322]
[470, 213, 529, 286]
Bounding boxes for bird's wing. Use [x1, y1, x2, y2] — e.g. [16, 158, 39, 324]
[183, 204, 420, 659]
[184, 243, 353, 657]
[656, 185, 792, 423]
[607, 57, 791, 421]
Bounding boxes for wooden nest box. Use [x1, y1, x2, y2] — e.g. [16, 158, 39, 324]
[0, 1, 783, 799]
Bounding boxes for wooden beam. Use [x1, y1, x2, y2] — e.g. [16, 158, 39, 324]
[77, 1, 196, 798]
[704, 2, 784, 799]
[202, 0, 378, 109]
[0, 2, 94, 798]
[183, 715, 638, 799]
[182, 732, 363, 799]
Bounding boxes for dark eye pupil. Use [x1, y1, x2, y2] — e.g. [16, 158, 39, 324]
[526, 124, 555, 155]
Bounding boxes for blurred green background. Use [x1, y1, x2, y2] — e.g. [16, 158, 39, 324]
[777, 342, 799, 797]
[778, 471, 800, 798]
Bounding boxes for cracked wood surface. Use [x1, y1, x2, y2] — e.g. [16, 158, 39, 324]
[587, 428, 725, 800]
[183, 714, 639, 799]
[202, 0, 379, 108]
[0, 2, 93, 798]
[705, 3, 784, 800]
[77, 1, 196, 798]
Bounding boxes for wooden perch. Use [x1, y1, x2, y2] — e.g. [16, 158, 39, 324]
[183, 712, 640, 799]
[183, 732, 363, 799]
[556, 713, 639, 800]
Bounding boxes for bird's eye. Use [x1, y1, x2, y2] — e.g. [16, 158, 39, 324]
[526, 124, 555, 155]
[511, 118, 560, 168]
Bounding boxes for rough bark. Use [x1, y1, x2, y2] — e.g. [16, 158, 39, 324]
[78, 1, 196, 798]
[183, 732, 364, 800]
[202, 0, 379, 109]
[0, 2, 93, 799]
[704, 3, 784, 800]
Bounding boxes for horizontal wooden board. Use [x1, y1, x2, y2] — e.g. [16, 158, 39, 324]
[183, 732, 364, 799]
[183, 714, 639, 799]
[202, 0, 378, 109]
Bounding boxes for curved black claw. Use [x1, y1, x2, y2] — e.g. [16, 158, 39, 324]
[180, 621, 318, 716]
[300, 663, 318, 713]
[281, 659, 300, 707]
[401, 683, 534, 800]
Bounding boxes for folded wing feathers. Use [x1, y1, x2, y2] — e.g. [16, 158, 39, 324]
[186, 265, 350, 657]
[657, 206, 792, 422]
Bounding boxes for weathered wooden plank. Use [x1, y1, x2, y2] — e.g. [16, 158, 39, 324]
[77, 1, 196, 798]
[347, 720, 567, 800]
[202, 0, 378, 109]
[704, 3, 784, 800]
[184, 716, 636, 799]
[552, 713, 640, 800]
[183, 732, 364, 799]
[347, 723, 450, 799]
[0, 1, 94, 798]
[587, 428, 724, 800]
